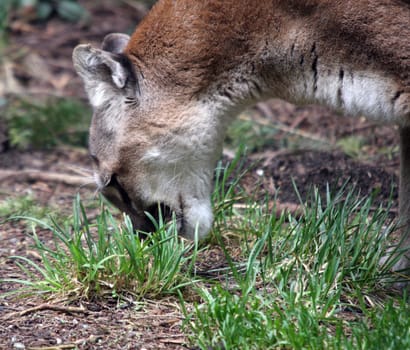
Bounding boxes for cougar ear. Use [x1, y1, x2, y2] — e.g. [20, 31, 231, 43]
[101, 33, 130, 54]
[73, 44, 131, 106]
[73, 44, 129, 88]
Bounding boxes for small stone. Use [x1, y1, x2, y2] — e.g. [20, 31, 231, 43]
[13, 342, 25, 349]
[256, 169, 264, 176]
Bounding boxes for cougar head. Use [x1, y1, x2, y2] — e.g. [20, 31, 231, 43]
[72, 33, 218, 239]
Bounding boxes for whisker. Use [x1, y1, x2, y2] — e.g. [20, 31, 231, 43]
[62, 164, 94, 176]
[92, 188, 100, 199]
[77, 180, 96, 189]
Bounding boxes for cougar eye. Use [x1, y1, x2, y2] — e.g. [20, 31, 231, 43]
[90, 154, 99, 166]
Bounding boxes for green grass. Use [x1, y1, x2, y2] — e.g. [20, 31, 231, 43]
[1, 0, 88, 24]
[349, 298, 410, 350]
[225, 116, 280, 152]
[0, 194, 52, 220]
[337, 135, 366, 158]
[183, 287, 410, 350]
[2, 152, 408, 349]
[5, 97, 91, 149]
[0, 2, 10, 42]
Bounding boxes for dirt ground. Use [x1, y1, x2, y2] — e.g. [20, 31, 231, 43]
[0, 1, 400, 349]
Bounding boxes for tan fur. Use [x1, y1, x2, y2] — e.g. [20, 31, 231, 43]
[73, 0, 410, 282]
[126, 1, 409, 104]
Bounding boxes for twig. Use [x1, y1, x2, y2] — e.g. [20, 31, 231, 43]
[0, 169, 93, 187]
[250, 103, 332, 145]
[340, 122, 376, 136]
[234, 201, 303, 218]
[249, 148, 309, 167]
[6, 303, 89, 319]
[119, 0, 148, 12]
[28, 344, 77, 350]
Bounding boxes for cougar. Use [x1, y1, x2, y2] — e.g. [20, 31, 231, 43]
[73, 0, 410, 274]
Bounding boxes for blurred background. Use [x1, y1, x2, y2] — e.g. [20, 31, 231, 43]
[0, 0, 155, 152]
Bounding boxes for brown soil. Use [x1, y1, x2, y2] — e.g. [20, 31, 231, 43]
[0, 1, 400, 349]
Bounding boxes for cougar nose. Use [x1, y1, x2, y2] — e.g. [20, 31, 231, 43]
[89, 154, 118, 190]
[94, 171, 113, 190]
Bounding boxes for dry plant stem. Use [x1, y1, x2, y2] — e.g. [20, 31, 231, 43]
[273, 202, 302, 217]
[249, 149, 309, 167]
[341, 122, 376, 136]
[27, 344, 77, 350]
[0, 169, 93, 187]
[6, 303, 89, 319]
[233, 201, 302, 218]
[119, 0, 148, 12]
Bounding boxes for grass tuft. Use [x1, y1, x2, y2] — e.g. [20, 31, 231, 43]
[2, 195, 199, 300]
